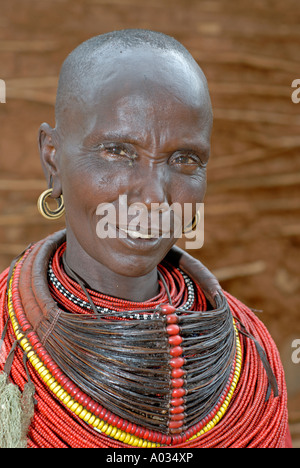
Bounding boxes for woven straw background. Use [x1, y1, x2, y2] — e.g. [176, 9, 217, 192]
[0, 0, 299, 445]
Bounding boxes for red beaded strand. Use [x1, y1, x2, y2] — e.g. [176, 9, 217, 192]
[160, 304, 186, 434]
[7, 250, 238, 446]
[49, 243, 200, 314]
[6, 248, 224, 447]
[0, 245, 288, 448]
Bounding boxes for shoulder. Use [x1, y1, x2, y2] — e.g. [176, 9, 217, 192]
[224, 289, 281, 359]
[224, 289, 286, 396]
[224, 290, 272, 341]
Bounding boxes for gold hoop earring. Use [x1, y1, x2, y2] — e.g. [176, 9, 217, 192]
[183, 210, 200, 234]
[37, 188, 65, 220]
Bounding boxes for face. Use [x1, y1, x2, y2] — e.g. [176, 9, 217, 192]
[41, 47, 213, 277]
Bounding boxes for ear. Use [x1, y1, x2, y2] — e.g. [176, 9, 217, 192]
[38, 122, 62, 198]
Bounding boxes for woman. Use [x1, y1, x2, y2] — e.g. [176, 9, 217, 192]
[0, 29, 291, 448]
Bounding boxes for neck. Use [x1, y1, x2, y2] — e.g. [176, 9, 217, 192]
[64, 231, 160, 303]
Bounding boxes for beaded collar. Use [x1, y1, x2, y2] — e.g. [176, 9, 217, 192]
[7, 232, 242, 447]
[48, 258, 196, 318]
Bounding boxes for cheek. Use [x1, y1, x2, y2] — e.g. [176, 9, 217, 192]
[169, 172, 206, 231]
[170, 171, 207, 206]
[60, 158, 133, 217]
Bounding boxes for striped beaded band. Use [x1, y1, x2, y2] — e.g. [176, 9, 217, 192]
[48, 259, 196, 317]
[7, 255, 242, 447]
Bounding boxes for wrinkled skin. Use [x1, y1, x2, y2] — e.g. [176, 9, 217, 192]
[38, 46, 213, 301]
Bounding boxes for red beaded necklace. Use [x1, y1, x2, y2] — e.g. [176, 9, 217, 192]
[0, 233, 289, 448]
[48, 242, 204, 315]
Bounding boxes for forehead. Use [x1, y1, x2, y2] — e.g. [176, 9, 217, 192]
[59, 46, 212, 140]
[89, 46, 208, 107]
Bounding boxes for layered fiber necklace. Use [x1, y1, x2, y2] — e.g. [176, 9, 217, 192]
[1, 231, 286, 448]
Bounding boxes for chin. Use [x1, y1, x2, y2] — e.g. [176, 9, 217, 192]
[97, 242, 171, 278]
[102, 251, 162, 278]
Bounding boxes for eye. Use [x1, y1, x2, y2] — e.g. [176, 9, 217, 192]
[174, 155, 198, 164]
[169, 151, 204, 169]
[96, 143, 137, 161]
[106, 144, 128, 157]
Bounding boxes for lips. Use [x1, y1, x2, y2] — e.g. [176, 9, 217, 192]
[117, 225, 163, 239]
[108, 225, 167, 251]
[96, 198, 179, 242]
[118, 227, 158, 239]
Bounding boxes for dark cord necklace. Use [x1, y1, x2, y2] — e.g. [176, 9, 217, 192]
[39, 247, 237, 436]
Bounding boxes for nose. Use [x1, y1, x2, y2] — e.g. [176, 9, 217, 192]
[128, 165, 169, 210]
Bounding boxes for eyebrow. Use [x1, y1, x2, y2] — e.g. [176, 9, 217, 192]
[84, 130, 210, 157]
[83, 131, 143, 148]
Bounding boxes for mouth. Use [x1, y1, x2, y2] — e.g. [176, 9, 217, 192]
[118, 226, 160, 239]
[111, 225, 167, 251]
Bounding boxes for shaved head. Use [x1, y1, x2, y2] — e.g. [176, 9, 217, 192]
[54, 29, 212, 134]
[39, 28, 213, 285]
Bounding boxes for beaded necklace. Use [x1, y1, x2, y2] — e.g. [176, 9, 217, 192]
[48, 243, 196, 318]
[0, 231, 287, 448]
[6, 236, 241, 446]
